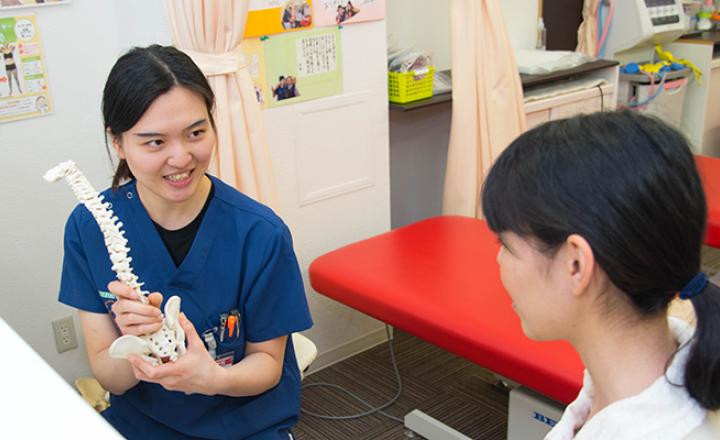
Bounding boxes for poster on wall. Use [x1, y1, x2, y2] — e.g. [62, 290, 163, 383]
[244, 0, 314, 39]
[263, 27, 342, 108]
[242, 38, 270, 109]
[313, 0, 385, 27]
[0, 0, 70, 10]
[0, 14, 52, 123]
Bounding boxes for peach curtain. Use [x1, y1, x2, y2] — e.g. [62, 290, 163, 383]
[576, 0, 600, 57]
[443, 0, 527, 218]
[163, 0, 276, 207]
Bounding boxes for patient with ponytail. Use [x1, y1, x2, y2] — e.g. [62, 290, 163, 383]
[482, 110, 720, 439]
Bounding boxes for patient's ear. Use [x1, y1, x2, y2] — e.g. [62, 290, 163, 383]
[565, 234, 595, 297]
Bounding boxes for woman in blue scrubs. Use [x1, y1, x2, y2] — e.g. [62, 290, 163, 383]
[482, 111, 720, 438]
[58, 45, 312, 439]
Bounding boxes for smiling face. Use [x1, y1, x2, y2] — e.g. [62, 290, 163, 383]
[497, 232, 578, 341]
[111, 86, 215, 214]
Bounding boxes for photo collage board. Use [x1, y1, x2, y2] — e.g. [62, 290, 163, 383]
[243, 0, 385, 108]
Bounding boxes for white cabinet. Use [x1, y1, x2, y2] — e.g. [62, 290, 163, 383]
[523, 63, 619, 130]
[525, 83, 617, 130]
[666, 34, 720, 154]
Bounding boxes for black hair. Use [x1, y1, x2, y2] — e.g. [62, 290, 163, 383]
[279, 75, 285, 81]
[482, 110, 720, 410]
[102, 45, 215, 189]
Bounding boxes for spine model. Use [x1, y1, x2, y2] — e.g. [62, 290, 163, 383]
[45, 160, 186, 365]
[44, 161, 148, 303]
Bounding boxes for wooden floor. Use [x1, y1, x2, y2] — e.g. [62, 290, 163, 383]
[294, 246, 720, 439]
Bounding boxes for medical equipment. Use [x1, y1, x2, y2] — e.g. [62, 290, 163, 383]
[44, 161, 186, 366]
[618, 45, 696, 128]
[620, 68, 690, 127]
[602, 0, 687, 60]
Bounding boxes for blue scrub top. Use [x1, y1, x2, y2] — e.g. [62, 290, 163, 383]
[59, 175, 313, 440]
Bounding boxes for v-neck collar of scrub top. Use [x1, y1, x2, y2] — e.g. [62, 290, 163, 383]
[121, 175, 220, 292]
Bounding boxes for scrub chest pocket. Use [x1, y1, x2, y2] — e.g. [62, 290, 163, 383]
[202, 309, 245, 367]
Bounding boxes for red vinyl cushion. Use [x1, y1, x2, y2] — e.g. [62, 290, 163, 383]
[696, 155, 720, 248]
[309, 216, 584, 405]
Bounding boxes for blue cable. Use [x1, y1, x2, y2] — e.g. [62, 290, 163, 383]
[628, 72, 668, 108]
[598, 0, 613, 59]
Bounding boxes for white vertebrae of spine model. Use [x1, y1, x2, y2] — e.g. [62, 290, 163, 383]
[44, 160, 148, 303]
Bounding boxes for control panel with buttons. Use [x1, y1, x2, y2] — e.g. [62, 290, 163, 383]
[645, 0, 682, 27]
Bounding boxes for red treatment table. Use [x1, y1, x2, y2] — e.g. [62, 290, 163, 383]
[308, 158, 720, 438]
[696, 154, 720, 248]
[309, 216, 583, 438]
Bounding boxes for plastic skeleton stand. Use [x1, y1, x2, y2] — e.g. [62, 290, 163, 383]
[44, 161, 186, 366]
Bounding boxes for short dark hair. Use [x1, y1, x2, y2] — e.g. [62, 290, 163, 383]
[482, 110, 720, 410]
[102, 45, 215, 189]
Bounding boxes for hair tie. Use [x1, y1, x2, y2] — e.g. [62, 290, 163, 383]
[679, 272, 708, 300]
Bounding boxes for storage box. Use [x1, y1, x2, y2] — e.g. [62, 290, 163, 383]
[388, 66, 435, 104]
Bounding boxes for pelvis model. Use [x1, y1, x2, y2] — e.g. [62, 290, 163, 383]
[45, 161, 186, 365]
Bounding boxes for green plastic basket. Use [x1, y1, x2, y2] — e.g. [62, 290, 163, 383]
[388, 66, 435, 104]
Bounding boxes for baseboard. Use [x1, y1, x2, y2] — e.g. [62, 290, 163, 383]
[305, 326, 389, 375]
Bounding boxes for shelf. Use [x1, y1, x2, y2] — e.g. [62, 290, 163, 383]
[389, 59, 619, 112]
[389, 91, 452, 112]
[519, 59, 619, 89]
[679, 30, 720, 47]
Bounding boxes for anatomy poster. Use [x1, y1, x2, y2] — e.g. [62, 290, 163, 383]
[244, 0, 314, 38]
[0, 15, 52, 123]
[0, 0, 70, 10]
[263, 27, 342, 107]
[313, 0, 385, 27]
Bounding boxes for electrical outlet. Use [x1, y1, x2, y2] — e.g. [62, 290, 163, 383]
[52, 316, 78, 353]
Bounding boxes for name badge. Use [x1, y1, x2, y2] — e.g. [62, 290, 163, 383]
[215, 351, 235, 368]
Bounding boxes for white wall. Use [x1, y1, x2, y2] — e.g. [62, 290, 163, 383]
[0, 0, 389, 382]
[385, 0, 539, 73]
[1, 0, 124, 383]
[501, 0, 540, 51]
[263, 20, 391, 370]
[386, 0, 451, 71]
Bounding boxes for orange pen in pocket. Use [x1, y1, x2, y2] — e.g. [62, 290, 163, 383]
[226, 315, 237, 340]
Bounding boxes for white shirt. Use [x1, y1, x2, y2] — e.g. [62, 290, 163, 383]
[546, 317, 707, 440]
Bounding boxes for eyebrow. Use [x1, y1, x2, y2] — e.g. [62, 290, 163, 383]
[132, 119, 208, 138]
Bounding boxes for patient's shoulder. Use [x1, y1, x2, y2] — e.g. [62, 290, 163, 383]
[684, 411, 720, 440]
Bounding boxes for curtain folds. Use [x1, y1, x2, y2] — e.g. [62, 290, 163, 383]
[163, 0, 277, 207]
[442, 0, 527, 218]
[576, 0, 600, 57]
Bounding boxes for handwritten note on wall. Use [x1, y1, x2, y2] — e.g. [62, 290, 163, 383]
[296, 33, 337, 76]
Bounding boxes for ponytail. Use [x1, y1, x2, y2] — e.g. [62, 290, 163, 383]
[685, 281, 720, 410]
[111, 159, 133, 190]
